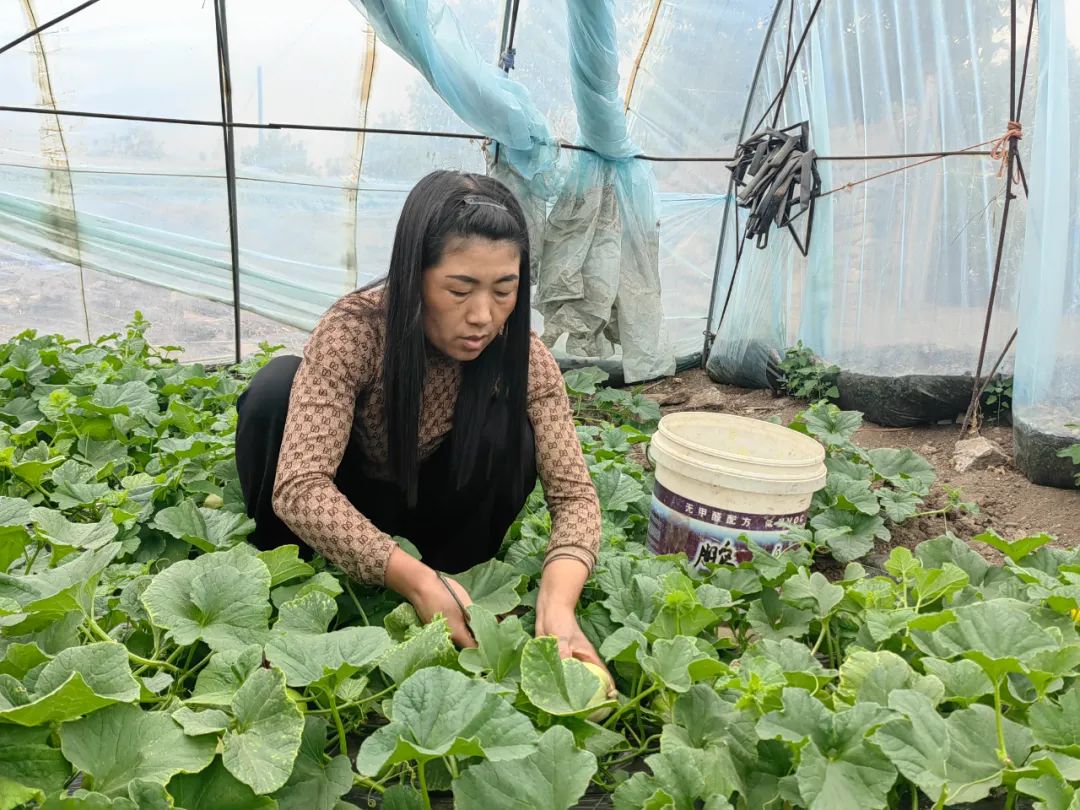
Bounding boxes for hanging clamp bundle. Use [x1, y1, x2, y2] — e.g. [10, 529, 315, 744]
[726, 121, 820, 255]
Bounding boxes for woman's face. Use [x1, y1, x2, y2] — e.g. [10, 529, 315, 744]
[421, 237, 521, 362]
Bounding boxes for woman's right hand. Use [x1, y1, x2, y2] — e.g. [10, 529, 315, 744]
[384, 546, 476, 648]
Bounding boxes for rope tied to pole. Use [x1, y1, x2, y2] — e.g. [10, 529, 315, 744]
[990, 120, 1023, 181]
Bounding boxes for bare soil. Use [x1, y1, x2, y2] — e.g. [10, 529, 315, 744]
[642, 369, 1080, 562]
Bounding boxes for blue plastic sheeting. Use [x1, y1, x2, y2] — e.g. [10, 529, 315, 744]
[708, 0, 1034, 388]
[1013, 0, 1080, 446]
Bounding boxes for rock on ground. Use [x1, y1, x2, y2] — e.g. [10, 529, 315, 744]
[953, 436, 1009, 473]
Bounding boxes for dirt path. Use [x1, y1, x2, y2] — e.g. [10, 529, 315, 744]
[643, 370, 1080, 555]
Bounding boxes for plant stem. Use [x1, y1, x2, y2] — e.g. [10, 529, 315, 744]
[343, 580, 370, 626]
[910, 782, 918, 810]
[86, 616, 178, 672]
[327, 690, 348, 754]
[810, 619, 829, 656]
[418, 762, 432, 810]
[993, 678, 1010, 765]
[23, 542, 42, 573]
[603, 684, 659, 729]
[352, 774, 386, 795]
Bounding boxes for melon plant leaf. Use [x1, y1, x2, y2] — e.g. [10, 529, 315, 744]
[30, 510, 118, 551]
[910, 599, 1058, 682]
[80, 381, 158, 418]
[355, 666, 538, 776]
[271, 717, 353, 810]
[48, 461, 112, 510]
[873, 689, 1034, 805]
[0, 642, 140, 726]
[865, 448, 936, 494]
[458, 604, 529, 686]
[256, 545, 315, 588]
[798, 404, 862, 448]
[911, 563, 969, 605]
[521, 636, 615, 717]
[1029, 683, 1080, 750]
[265, 591, 392, 688]
[140, 545, 271, 651]
[0, 725, 71, 797]
[167, 756, 277, 810]
[811, 509, 889, 563]
[452, 559, 526, 615]
[563, 368, 608, 396]
[222, 668, 305, 795]
[835, 650, 943, 708]
[638, 636, 721, 693]
[452, 725, 597, 810]
[976, 530, 1054, 565]
[0, 776, 44, 810]
[780, 568, 844, 617]
[59, 703, 217, 796]
[172, 707, 230, 736]
[151, 500, 256, 553]
[592, 467, 645, 514]
[878, 489, 922, 523]
[822, 474, 880, 516]
[189, 645, 264, 707]
[377, 614, 456, 685]
[745, 588, 814, 641]
[920, 658, 993, 703]
[379, 785, 425, 810]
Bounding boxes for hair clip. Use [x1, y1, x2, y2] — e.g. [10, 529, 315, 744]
[463, 194, 508, 212]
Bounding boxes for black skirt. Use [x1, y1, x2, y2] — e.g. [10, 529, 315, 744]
[234, 355, 538, 575]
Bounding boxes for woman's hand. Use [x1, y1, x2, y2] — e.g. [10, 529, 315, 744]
[384, 546, 476, 648]
[536, 557, 611, 681]
[534, 607, 604, 669]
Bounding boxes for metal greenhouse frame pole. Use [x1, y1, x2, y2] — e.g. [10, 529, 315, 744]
[213, 0, 243, 365]
[702, 0, 788, 363]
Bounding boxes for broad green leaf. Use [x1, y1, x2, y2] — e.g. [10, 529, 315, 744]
[271, 571, 342, 608]
[256, 546, 315, 588]
[0, 776, 43, 810]
[0, 542, 119, 614]
[458, 605, 529, 687]
[60, 703, 217, 796]
[781, 569, 844, 617]
[799, 404, 862, 447]
[30, 510, 118, 551]
[877, 488, 922, 523]
[377, 615, 456, 685]
[599, 626, 648, 663]
[190, 645, 263, 707]
[81, 381, 158, 418]
[355, 666, 538, 776]
[638, 636, 723, 693]
[452, 559, 526, 615]
[910, 599, 1058, 682]
[265, 592, 393, 687]
[1016, 773, 1077, 810]
[272, 718, 352, 810]
[48, 462, 112, 510]
[811, 509, 889, 563]
[920, 658, 993, 702]
[613, 744, 740, 810]
[1030, 683, 1080, 750]
[223, 668, 305, 795]
[822, 474, 879, 516]
[745, 588, 813, 641]
[152, 500, 256, 553]
[915, 535, 991, 586]
[141, 545, 271, 651]
[172, 707, 230, 736]
[0, 642, 139, 726]
[167, 756, 277, 810]
[976, 530, 1054, 564]
[864, 608, 917, 643]
[380, 785, 425, 810]
[0, 726, 70, 798]
[563, 367, 608, 396]
[836, 650, 943, 708]
[452, 725, 597, 810]
[873, 689, 1034, 805]
[912, 563, 969, 605]
[865, 448, 935, 493]
[521, 636, 616, 717]
[740, 638, 833, 692]
[592, 467, 645, 514]
[757, 689, 895, 810]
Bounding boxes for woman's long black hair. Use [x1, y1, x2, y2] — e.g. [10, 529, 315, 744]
[374, 170, 532, 507]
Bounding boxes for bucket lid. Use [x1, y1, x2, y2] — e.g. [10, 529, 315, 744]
[651, 411, 827, 492]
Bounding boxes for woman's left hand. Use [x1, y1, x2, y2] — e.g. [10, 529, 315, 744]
[534, 607, 605, 670]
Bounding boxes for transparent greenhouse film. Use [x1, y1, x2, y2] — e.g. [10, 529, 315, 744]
[1013, 0, 1080, 488]
[709, 0, 1034, 426]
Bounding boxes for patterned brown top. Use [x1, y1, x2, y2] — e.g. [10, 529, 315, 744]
[271, 288, 601, 586]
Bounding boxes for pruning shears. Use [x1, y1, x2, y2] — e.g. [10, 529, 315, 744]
[436, 572, 476, 640]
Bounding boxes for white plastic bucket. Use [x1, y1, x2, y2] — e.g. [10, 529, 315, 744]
[646, 411, 827, 568]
